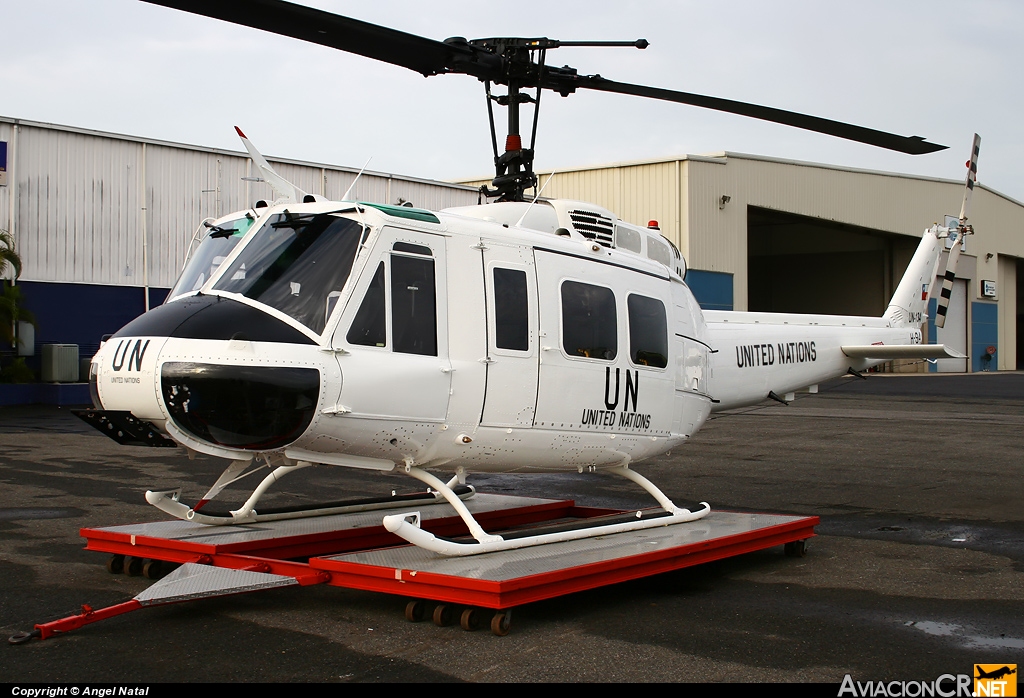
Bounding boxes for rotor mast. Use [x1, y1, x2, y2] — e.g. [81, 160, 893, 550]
[474, 38, 649, 202]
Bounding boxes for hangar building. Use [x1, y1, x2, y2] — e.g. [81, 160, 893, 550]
[0, 116, 480, 367]
[464, 153, 1024, 372]
[3, 115, 1022, 378]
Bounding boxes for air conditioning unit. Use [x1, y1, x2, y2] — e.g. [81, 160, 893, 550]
[42, 344, 80, 383]
[17, 321, 34, 356]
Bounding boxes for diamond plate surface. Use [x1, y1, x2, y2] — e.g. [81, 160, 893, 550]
[94, 494, 551, 545]
[134, 563, 297, 606]
[321, 512, 806, 581]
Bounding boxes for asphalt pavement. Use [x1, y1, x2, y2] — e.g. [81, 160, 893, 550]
[1, 372, 1021, 683]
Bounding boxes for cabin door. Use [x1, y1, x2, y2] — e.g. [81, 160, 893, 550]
[532, 249, 675, 436]
[480, 240, 539, 427]
[331, 227, 451, 421]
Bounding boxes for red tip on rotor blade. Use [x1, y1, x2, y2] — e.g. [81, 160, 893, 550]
[234, 126, 247, 138]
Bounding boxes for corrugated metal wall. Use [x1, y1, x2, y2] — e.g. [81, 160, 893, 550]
[1, 117, 479, 289]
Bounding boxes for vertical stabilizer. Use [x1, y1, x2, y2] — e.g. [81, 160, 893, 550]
[884, 227, 943, 328]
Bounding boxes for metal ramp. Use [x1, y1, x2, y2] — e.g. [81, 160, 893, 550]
[313, 511, 816, 609]
[11, 494, 817, 640]
[134, 563, 298, 605]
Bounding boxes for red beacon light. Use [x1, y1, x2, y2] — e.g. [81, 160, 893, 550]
[647, 220, 660, 230]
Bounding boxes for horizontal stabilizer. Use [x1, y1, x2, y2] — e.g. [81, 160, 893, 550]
[841, 344, 966, 360]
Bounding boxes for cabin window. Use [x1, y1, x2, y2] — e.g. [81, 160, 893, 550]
[347, 262, 387, 347]
[213, 213, 362, 335]
[393, 241, 432, 256]
[391, 254, 437, 356]
[646, 236, 672, 268]
[627, 294, 668, 368]
[493, 268, 529, 351]
[614, 226, 642, 253]
[561, 281, 617, 360]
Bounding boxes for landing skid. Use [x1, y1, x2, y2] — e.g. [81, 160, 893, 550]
[146, 458, 475, 526]
[384, 464, 711, 556]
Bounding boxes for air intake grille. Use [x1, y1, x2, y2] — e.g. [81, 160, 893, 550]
[569, 210, 615, 248]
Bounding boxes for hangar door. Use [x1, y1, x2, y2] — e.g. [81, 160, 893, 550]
[747, 207, 918, 317]
[1018, 259, 1024, 371]
[934, 279, 968, 373]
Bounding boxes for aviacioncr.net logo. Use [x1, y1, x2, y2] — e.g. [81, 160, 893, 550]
[839, 674, 973, 697]
[974, 665, 1017, 697]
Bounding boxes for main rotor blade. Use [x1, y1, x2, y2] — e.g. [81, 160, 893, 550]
[141, 0, 472, 77]
[569, 76, 947, 155]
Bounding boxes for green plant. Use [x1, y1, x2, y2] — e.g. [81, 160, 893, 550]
[0, 356, 34, 383]
[0, 229, 21, 280]
[0, 281, 35, 345]
[0, 229, 35, 359]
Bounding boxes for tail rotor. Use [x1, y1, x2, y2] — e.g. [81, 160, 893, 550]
[934, 133, 980, 329]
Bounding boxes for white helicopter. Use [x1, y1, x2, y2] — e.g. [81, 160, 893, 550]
[78, 0, 971, 557]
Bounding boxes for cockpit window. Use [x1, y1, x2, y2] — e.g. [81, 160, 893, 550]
[213, 212, 363, 335]
[167, 215, 256, 302]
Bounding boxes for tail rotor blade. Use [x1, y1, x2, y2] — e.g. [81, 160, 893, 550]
[934, 236, 962, 329]
[958, 133, 981, 222]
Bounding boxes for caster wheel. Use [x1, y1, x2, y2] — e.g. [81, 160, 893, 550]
[784, 540, 807, 558]
[490, 611, 511, 637]
[460, 608, 482, 631]
[106, 554, 125, 574]
[432, 604, 454, 627]
[404, 600, 426, 622]
[142, 560, 165, 580]
[123, 556, 144, 577]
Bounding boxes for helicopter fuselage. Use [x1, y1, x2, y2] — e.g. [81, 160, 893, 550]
[91, 198, 925, 477]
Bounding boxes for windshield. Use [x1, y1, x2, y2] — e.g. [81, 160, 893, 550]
[167, 215, 256, 302]
[212, 212, 364, 335]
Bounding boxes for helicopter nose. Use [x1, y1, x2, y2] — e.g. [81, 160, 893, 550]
[161, 362, 321, 451]
[111, 294, 315, 345]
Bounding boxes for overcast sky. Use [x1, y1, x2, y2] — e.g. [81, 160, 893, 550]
[4, 1, 1023, 203]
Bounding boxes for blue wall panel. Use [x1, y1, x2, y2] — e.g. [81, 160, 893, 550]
[971, 301, 998, 372]
[927, 298, 937, 372]
[686, 270, 734, 311]
[18, 281, 170, 360]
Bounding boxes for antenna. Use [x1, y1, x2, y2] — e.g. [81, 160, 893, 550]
[234, 126, 308, 203]
[341, 157, 373, 202]
[515, 171, 557, 228]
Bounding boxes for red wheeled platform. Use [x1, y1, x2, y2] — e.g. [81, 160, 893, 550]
[19, 494, 816, 640]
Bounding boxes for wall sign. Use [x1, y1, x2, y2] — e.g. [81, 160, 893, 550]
[981, 279, 996, 298]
